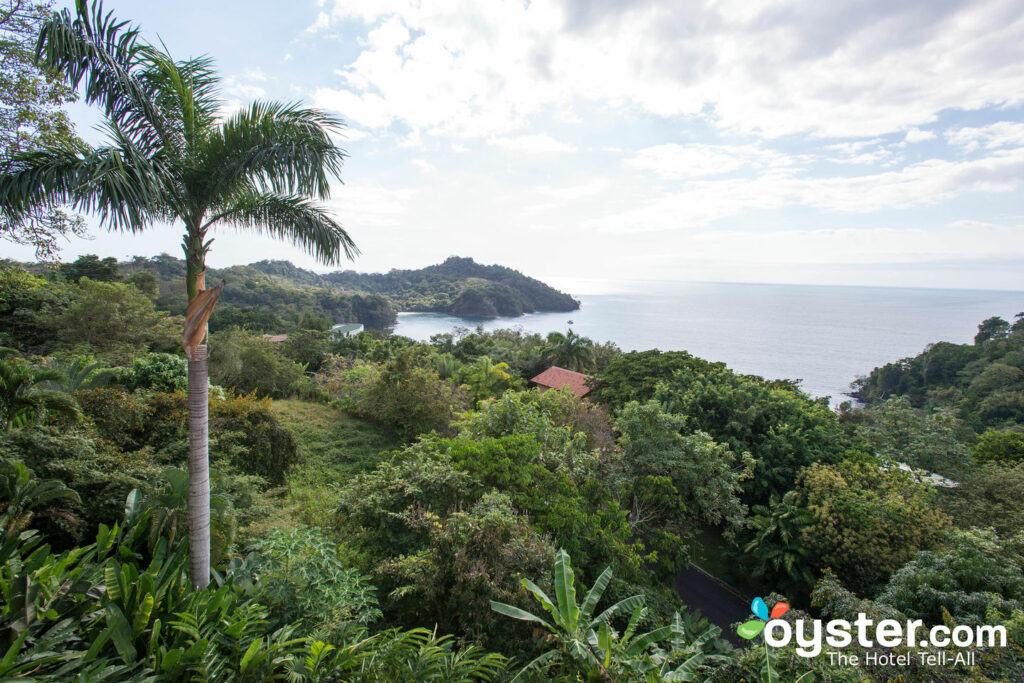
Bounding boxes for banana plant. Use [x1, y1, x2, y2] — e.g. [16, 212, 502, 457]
[491, 548, 644, 681]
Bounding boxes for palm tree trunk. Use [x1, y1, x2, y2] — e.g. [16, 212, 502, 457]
[187, 343, 211, 589]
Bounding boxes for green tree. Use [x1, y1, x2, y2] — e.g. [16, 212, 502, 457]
[654, 363, 845, 504]
[614, 400, 750, 575]
[797, 461, 953, 592]
[971, 428, 1024, 464]
[542, 329, 595, 372]
[878, 528, 1024, 626]
[209, 328, 303, 398]
[0, 0, 85, 259]
[355, 348, 468, 440]
[939, 461, 1024, 539]
[975, 316, 1011, 345]
[847, 396, 969, 475]
[490, 548, 646, 680]
[741, 490, 814, 596]
[57, 278, 178, 360]
[380, 491, 555, 653]
[0, 2, 357, 587]
[127, 269, 158, 298]
[456, 355, 519, 403]
[59, 253, 120, 281]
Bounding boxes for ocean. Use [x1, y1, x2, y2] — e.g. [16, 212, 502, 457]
[390, 281, 1023, 405]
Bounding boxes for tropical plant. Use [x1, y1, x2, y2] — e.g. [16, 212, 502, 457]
[250, 526, 382, 642]
[742, 490, 814, 594]
[0, 353, 79, 430]
[0, 457, 78, 537]
[542, 330, 595, 372]
[490, 548, 645, 680]
[456, 355, 518, 403]
[41, 354, 116, 391]
[0, 0, 357, 587]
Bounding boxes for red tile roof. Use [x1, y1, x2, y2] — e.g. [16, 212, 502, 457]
[530, 366, 593, 397]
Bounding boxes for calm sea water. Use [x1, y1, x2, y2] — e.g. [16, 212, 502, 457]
[391, 281, 1023, 405]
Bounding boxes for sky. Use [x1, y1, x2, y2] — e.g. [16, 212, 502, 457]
[7, 0, 1024, 292]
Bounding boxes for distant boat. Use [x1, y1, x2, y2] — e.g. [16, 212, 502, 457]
[567, 320, 574, 324]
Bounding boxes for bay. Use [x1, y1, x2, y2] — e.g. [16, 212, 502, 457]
[390, 281, 1023, 405]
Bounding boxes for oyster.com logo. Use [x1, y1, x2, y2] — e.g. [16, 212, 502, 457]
[737, 596, 788, 641]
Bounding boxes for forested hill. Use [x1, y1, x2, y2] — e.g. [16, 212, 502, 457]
[852, 313, 1024, 431]
[323, 256, 580, 317]
[116, 254, 578, 328]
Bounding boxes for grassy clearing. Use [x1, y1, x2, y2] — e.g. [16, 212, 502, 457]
[254, 400, 401, 533]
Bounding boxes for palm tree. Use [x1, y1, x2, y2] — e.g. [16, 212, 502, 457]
[0, 353, 80, 431]
[542, 330, 595, 372]
[42, 356, 116, 392]
[742, 490, 814, 593]
[0, 1, 357, 587]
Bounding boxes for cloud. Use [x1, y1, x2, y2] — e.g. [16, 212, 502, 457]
[310, 0, 1024, 139]
[626, 143, 797, 178]
[586, 146, 1024, 233]
[904, 128, 937, 143]
[946, 121, 1024, 151]
[487, 134, 577, 154]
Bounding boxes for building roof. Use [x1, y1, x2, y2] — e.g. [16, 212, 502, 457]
[530, 366, 593, 397]
[262, 333, 289, 343]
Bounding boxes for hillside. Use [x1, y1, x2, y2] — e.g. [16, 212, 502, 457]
[122, 254, 579, 327]
[323, 256, 581, 317]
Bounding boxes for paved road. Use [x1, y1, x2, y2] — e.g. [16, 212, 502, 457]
[674, 565, 752, 645]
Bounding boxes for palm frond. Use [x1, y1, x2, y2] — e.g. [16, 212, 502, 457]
[202, 100, 347, 201]
[139, 49, 221, 161]
[204, 192, 358, 264]
[36, 0, 169, 154]
[0, 137, 172, 233]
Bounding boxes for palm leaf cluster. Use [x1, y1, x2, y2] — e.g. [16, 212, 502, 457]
[491, 549, 735, 681]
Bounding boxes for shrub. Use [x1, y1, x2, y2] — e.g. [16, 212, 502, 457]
[122, 352, 188, 393]
[210, 393, 300, 486]
[251, 526, 382, 641]
[379, 492, 555, 653]
[209, 328, 305, 397]
[354, 349, 468, 440]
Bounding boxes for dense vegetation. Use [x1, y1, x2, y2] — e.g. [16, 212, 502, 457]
[852, 313, 1024, 431]
[324, 256, 580, 317]
[113, 253, 580, 332]
[4, 243, 1023, 680]
[1, 3, 1022, 681]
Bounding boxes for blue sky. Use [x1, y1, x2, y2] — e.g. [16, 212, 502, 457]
[9, 0, 1024, 291]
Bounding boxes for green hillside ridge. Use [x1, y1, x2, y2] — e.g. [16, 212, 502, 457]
[118, 254, 579, 329]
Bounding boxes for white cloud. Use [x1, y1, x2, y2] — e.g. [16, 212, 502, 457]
[626, 143, 797, 179]
[411, 159, 436, 172]
[904, 128, 937, 143]
[586, 146, 1024, 233]
[326, 182, 418, 229]
[487, 134, 577, 154]
[313, 88, 393, 129]
[946, 121, 1024, 151]
[310, 0, 1024, 139]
